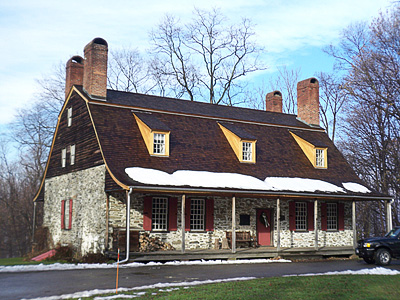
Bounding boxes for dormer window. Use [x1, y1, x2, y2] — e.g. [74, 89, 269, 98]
[67, 107, 72, 127]
[218, 122, 256, 163]
[133, 112, 170, 157]
[315, 148, 325, 168]
[242, 141, 253, 162]
[290, 131, 328, 169]
[153, 133, 166, 155]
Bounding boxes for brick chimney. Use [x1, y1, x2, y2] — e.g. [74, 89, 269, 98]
[65, 56, 84, 98]
[265, 90, 282, 113]
[83, 37, 108, 100]
[297, 77, 319, 126]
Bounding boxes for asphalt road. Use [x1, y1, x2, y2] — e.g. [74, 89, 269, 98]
[1, 259, 400, 300]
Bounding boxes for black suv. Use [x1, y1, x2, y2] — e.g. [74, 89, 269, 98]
[356, 226, 400, 266]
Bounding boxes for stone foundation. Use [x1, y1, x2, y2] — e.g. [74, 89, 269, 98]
[43, 165, 107, 256]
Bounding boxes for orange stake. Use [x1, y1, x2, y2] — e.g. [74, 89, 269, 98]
[116, 249, 120, 294]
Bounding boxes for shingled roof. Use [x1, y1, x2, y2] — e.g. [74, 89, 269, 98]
[78, 87, 388, 200]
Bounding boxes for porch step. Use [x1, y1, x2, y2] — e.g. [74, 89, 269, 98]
[31, 249, 56, 261]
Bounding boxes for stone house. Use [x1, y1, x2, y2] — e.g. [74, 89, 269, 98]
[33, 38, 393, 258]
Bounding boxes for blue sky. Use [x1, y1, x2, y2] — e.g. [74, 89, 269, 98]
[0, 0, 394, 128]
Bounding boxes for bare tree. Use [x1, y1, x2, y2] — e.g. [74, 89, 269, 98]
[107, 48, 158, 94]
[0, 141, 37, 257]
[316, 72, 347, 143]
[326, 6, 400, 234]
[150, 8, 266, 105]
[268, 66, 301, 114]
[325, 7, 400, 122]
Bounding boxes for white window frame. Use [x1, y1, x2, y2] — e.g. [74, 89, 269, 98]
[327, 203, 338, 231]
[70, 145, 75, 165]
[67, 107, 72, 127]
[61, 148, 66, 168]
[316, 148, 325, 167]
[190, 199, 205, 231]
[242, 141, 253, 162]
[152, 197, 168, 231]
[295, 202, 307, 231]
[153, 133, 166, 155]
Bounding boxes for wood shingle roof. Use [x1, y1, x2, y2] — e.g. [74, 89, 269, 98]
[79, 87, 387, 199]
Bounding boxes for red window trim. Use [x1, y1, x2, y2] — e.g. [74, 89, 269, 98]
[143, 196, 152, 231]
[205, 198, 214, 231]
[61, 200, 65, 230]
[168, 197, 178, 231]
[289, 201, 314, 232]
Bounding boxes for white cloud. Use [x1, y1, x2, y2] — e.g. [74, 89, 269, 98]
[0, 0, 393, 125]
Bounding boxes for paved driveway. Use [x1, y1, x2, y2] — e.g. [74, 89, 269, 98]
[1, 259, 399, 300]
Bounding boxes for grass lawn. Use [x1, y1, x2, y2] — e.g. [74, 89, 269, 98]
[75, 275, 400, 300]
[0, 257, 69, 266]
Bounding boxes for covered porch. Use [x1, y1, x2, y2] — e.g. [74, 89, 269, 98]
[106, 245, 355, 262]
[108, 188, 393, 261]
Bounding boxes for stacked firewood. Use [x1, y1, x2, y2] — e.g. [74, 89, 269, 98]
[139, 232, 175, 252]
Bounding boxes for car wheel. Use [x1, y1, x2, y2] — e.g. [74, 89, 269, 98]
[374, 248, 391, 266]
[363, 257, 375, 264]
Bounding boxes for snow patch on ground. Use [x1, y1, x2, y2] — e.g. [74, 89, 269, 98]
[125, 167, 368, 194]
[284, 267, 400, 277]
[0, 258, 290, 273]
[21, 267, 400, 300]
[21, 277, 256, 300]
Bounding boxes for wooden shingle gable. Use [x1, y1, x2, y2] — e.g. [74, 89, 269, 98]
[290, 130, 328, 169]
[133, 112, 170, 157]
[218, 122, 257, 163]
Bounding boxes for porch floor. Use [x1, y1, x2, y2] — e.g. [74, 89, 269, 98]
[107, 246, 355, 262]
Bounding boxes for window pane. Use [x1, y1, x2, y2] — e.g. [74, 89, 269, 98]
[316, 149, 325, 167]
[70, 145, 75, 165]
[295, 202, 307, 230]
[61, 148, 66, 168]
[64, 200, 70, 229]
[327, 203, 338, 230]
[152, 197, 168, 231]
[190, 199, 205, 231]
[242, 142, 252, 161]
[67, 107, 72, 127]
[153, 133, 165, 155]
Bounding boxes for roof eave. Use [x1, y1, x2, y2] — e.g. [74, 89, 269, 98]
[127, 185, 392, 201]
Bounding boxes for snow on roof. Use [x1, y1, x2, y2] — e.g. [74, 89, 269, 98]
[125, 167, 371, 194]
[343, 182, 371, 193]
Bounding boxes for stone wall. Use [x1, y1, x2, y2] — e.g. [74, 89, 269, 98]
[43, 165, 107, 256]
[108, 194, 354, 251]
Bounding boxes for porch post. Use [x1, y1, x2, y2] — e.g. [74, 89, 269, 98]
[181, 194, 186, 253]
[314, 199, 318, 250]
[232, 195, 236, 254]
[352, 200, 357, 249]
[276, 198, 281, 252]
[386, 200, 393, 232]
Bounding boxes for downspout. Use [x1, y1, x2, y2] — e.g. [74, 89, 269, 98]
[119, 188, 133, 264]
[387, 199, 395, 232]
[32, 202, 37, 244]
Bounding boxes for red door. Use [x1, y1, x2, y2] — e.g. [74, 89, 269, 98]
[257, 209, 271, 246]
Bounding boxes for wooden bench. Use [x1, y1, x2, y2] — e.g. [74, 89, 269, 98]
[226, 231, 254, 248]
